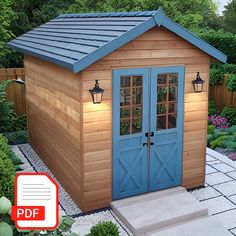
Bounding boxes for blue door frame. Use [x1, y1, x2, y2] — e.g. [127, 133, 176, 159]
[112, 66, 184, 200]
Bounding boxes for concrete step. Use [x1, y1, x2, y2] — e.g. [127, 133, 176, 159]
[145, 216, 231, 236]
[111, 188, 208, 235]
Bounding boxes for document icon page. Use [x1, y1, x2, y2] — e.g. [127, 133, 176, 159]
[12, 173, 59, 229]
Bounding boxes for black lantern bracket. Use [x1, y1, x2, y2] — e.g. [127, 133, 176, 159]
[89, 80, 104, 104]
[192, 72, 205, 93]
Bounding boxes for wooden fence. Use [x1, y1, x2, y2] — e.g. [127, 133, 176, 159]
[0, 68, 26, 115]
[209, 75, 236, 109]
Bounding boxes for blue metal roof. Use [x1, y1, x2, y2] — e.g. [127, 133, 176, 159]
[8, 8, 227, 73]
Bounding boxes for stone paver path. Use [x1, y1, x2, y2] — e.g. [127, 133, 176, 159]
[191, 148, 236, 235]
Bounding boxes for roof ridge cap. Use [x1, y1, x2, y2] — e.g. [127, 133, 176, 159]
[57, 10, 156, 19]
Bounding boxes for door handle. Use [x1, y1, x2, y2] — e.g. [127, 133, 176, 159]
[150, 132, 154, 137]
[143, 142, 148, 146]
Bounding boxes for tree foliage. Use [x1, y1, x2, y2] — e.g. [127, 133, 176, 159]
[223, 0, 236, 34]
[0, 0, 16, 68]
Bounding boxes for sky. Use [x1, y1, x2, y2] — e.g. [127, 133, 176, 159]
[215, 0, 230, 15]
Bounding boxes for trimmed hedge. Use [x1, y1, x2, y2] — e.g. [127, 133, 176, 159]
[196, 29, 236, 64]
[221, 106, 236, 126]
[0, 134, 16, 202]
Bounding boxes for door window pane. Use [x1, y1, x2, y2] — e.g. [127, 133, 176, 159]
[132, 118, 142, 134]
[132, 107, 142, 117]
[169, 86, 177, 101]
[133, 76, 142, 86]
[120, 108, 130, 118]
[168, 114, 177, 129]
[157, 87, 167, 102]
[168, 103, 177, 113]
[157, 116, 166, 130]
[157, 74, 167, 84]
[120, 76, 130, 87]
[120, 75, 143, 135]
[120, 120, 130, 135]
[156, 73, 178, 130]
[157, 104, 167, 115]
[132, 88, 142, 105]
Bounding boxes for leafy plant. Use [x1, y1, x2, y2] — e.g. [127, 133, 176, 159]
[221, 106, 236, 126]
[0, 134, 21, 165]
[0, 80, 27, 133]
[209, 68, 224, 86]
[208, 100, 219, 115]
[208, 115, 229, 129]
[207, 134, 214, 146]
[0, 80, 16, 132]
[0, 134, 21, 201]
[87, 221, 119, 236]
[196, 29, 236, 64]
[226, 74, 236, 92]
[208, 125, 215, 135]
[3, 130, 28, 145]
[207, 125, 236, 150]
[211, 63, 236, 75]
[0, 156, 15, 202]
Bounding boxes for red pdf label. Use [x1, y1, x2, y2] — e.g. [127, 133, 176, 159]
[12, 206, 45, 221]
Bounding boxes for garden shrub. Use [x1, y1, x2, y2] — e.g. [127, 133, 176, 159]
[221, 107, 236, 126]
[207, 134, 214, 146]
[228, 125, 236, 134]
[208, 125, 216, 135]
[210, 135, 229, 149]
[3, 130, 28, 145]
[210, 68, 224, 86]
[211, 63, 236, 75]
[226, 74, 236, 92]
[0, 134, 21, 165]
[207, 125, 236, 150]
[87, 221, 119, 236]
[208, 100, 219, 115]
[0, 157, 15, 202]
[196, 29, 236, 64]
[0, 80, 27, 133]
[0, 133, 20, 201]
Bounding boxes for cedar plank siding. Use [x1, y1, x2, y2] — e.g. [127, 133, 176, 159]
[81, 27, 209, 211]
[24, 55, 83, 207]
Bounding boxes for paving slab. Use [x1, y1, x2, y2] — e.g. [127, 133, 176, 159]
[111, 187, 208, 235]
[146, 216, 231, 236]
[206, 172, 233, 185]
[202, 196, 236, 215]
[191, 186, 221, 201]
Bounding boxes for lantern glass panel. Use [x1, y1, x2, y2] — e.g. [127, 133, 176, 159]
[93, 93, 103, 104]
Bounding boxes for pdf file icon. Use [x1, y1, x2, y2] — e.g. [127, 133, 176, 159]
[12, 173, 59, 230]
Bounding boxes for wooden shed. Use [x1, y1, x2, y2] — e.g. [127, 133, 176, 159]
[8, 8, 227, 212]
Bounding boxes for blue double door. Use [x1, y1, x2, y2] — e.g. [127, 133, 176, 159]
[112, 67, 184, 200]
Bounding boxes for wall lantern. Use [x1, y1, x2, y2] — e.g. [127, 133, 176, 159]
[192, 72, 205, 93]
[89, 80, 104, 104]
[15, 76, 25, 85]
